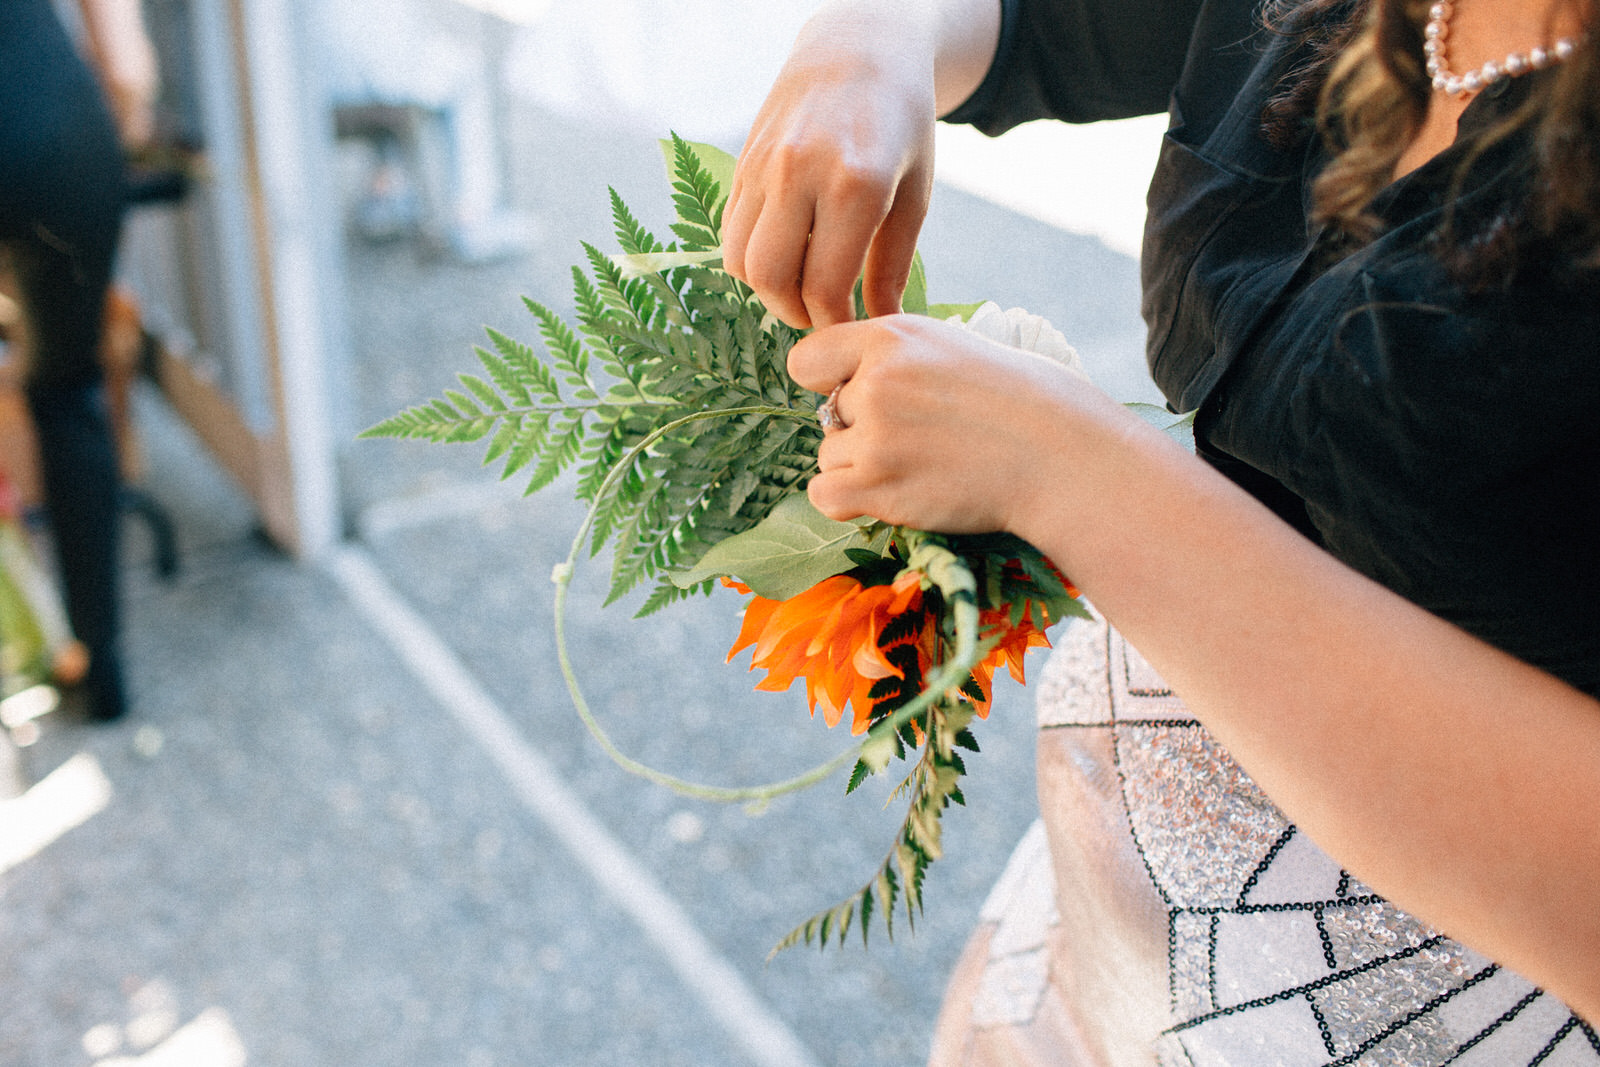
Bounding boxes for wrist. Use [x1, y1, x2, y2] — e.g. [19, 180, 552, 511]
[1004, 386, 1178, 575]
[932, 0, 1002, 115]
[791, 1, 939, 92]
[793, 0, 997, 113]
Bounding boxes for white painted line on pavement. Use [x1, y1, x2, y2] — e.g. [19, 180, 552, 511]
[327, 546, 822, 1067]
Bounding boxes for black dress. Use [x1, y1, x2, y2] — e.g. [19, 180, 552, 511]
[946, 0, 1600, 701]
[1, 0, 129, 719]
[929, 0, 1600, 1058]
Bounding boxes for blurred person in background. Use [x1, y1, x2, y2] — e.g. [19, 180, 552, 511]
[1, 0, 159, 721]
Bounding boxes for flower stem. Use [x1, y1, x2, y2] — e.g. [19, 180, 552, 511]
[550, 406, 994, 806]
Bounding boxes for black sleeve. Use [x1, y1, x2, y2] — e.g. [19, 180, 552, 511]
[943, 0, 1212, 132]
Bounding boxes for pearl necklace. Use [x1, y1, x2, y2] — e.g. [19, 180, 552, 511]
[1423, 1, 1580, 95]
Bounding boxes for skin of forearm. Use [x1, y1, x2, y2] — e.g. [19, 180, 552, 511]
[77, 0, 156, 86]
[1011, 389, 1600, 1021]
[75, 0, 158, 144]
[791, 0, 1000, 117]
[932, 0, 1003, 115]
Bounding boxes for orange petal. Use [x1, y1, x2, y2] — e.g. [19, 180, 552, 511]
[888, 571, 923, 613]
[728, 595, 779, 663]
[850, 680, 878, 734]
[852, 631, 899, 680]
[814, 682, 846, 728]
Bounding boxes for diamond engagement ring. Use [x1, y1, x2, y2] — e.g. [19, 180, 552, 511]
[817, 384, 846, 431]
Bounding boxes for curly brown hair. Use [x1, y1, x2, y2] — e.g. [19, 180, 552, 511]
[1263, 0, 1600, 282]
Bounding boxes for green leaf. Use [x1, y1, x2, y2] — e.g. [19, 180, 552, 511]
[902, 253, 928, 316]
[845, 758, 872, 795]
[444, 389, 483, 417]
[668, 492, 875, 599]
[609, 186, 661, 256]
[610, 249, 723, 278]
[660, 136, 737, 204]
[1126, 402, 1197, 452]
[923, 301, 987, 322]
[483, 417, 519, 466]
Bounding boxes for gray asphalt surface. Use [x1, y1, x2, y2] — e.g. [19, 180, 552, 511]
[0, 95, 1149, 1065]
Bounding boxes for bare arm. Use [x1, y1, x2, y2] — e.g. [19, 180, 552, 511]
[723, 0, 1001, 330]
[788, 313, 1600, 1023]
[74, 0, 160, 149]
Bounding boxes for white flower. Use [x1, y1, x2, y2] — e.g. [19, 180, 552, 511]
[953, 301, 1087, 378]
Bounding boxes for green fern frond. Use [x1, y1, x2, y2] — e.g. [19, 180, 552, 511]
[668, 133, 724, 246]
[670, 221, 718, 249]
[367, 137, 1044, 955]
[583, 241, 663, 329]
[769, 691, 975, 954]
[609, 186, 662, 256]
[473, 345, 535, 408]
[636, 578, 704, 616]
[521, 300, 590, 389]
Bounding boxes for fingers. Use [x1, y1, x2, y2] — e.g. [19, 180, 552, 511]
[861, 164, 933, 319]
[808, 424, 879, 522]
[807, 425, 917, 527]
[800, 188, 883, 329]
[721, 169, 753, 281]
[806, 468, 871, 523]
[723, 180, 816, 328]
[787, 320, 872, 396]
[721, 1, 941, 330]
[725, 160, 896, 330]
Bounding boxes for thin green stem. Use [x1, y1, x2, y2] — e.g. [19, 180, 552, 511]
[550, 405, 993, 806]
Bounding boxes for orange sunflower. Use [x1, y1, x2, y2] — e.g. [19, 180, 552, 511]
[725, 572, 923, 733]
[725, 569, 1057, 735]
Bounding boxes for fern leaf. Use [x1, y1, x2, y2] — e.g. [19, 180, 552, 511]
[609, 186, 662, 256]
[670, 221, 718, 248]
[482, 416, 519, 467]
[357, 408, 427, 440]
[498, 412, 549, 479]
[444, 389, 484, 417]
[584, 242, 662, 329]
[473, 346, 535, 408]
[524, 298, 591, 386]
[845, 759, 872, 795]
[486, 325, 562, 402]
[669, 134, 723, 243]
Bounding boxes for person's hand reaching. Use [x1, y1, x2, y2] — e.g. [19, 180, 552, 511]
[723, 2, 940, 330]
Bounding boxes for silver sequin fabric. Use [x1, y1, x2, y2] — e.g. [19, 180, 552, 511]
[1035, 613, 1598, 1067]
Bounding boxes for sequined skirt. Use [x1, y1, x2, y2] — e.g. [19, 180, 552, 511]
[928, 613, 1597, 1067]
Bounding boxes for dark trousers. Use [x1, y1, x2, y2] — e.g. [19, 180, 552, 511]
[2, 0, 132, 718]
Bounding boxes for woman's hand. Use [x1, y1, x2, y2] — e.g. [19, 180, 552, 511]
[788, 314, 1122, 537]
[794, 320, 1600, 1021]
[723, 0, 1000, 330]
